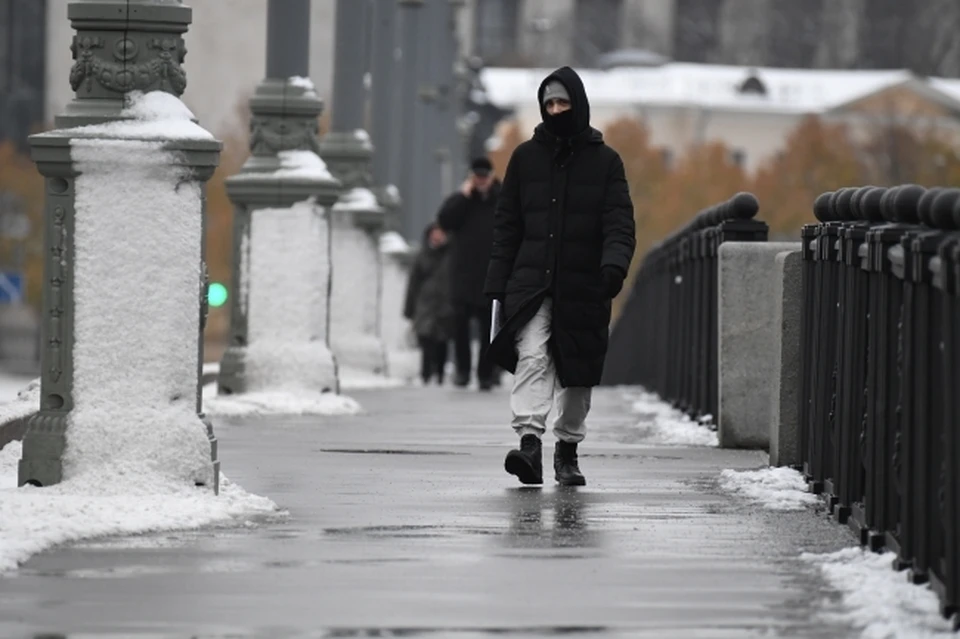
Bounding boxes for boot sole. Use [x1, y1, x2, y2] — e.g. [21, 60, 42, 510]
[504, 453, 542, 485]
[555, 473, 586, 487]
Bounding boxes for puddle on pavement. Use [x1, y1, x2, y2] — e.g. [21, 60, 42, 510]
[318, 448, 470, 456]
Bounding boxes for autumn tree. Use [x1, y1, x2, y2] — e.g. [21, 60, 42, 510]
[487, 119, 524, 179]
[657, 141, 750, 231]
[860, 121, 960, 187]
[751, 116, 863, 233]
[0, 142, 45, 309]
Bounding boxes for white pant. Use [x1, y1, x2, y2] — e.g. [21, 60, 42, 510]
[511, 298, 592, 443]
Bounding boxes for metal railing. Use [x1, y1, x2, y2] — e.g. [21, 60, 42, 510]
[800, 184, 960, 623]
[603, 193, 767, 423]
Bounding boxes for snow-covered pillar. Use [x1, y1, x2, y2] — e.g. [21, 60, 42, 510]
[320, 0, 389, 377]
[379, 232, 420, 381]
[18, 0, 222, 492]
[218, 0, 343, 397]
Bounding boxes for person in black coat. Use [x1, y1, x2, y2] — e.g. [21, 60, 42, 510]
[484, 66, 636, 486]
[404, 223, 455, 385]
[437, 157, 501, 390]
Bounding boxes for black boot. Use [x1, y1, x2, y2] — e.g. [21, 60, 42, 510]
[504, 434, 543, 485]
[554, 441, 586, 486]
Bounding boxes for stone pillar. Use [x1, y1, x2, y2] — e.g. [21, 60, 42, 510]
[379, 232, 420, 381]
[19, 0, 221, 492]
[321, 0, 388, 377]
[217, 0, 343, 397]
[397, 0, 425, 241]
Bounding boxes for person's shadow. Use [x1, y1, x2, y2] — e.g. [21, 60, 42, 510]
[500, 486, 600, 551]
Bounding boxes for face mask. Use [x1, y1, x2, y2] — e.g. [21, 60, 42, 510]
[545, 109, 578, 138]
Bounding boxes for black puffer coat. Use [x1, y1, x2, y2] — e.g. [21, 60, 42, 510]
[404, 226, 455, 341]
[484, 66, 636, 388]
[437, 181, 501, 308]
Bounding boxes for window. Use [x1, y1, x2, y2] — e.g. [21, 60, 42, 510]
[473, 0, 521, 64]
[573, 0, 624, 66]
[660, 148, 674, 170]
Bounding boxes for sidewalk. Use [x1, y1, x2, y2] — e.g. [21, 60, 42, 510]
[1, 385, 861, 637]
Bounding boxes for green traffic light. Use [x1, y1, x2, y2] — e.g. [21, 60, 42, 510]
[208, 282, 228, 308]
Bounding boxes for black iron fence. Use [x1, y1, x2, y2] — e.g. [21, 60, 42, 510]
[603, 193, 767, 423]
[800, 184, 960, 623]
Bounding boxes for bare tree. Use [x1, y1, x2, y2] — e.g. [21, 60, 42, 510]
[859, 0, 960, 76]
[673, 0, 725, 63]
[766, 0, 825, 68]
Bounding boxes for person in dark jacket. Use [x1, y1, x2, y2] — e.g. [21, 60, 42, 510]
[437, 157, 501, 390]
[404, 223, 455, 385]
[484, 66, 636, 486]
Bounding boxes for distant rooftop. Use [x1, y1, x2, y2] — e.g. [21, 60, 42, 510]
[481, 63, 960, 115]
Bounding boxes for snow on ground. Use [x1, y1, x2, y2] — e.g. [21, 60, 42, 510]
[202, 383, 361, 418]
[803, 547, 959, 638]
[0, 440, 280, 574]
[626, 389, 719, 447]
[719, 466, 820, 511]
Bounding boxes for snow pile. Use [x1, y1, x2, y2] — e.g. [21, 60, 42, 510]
[274, 150, 334, 180]
[67, 130, 214, 487]
[339, 368, 406, 390]
[0, 377, 39, 425]
[383, 184, 401, 203]
[202, 383, 360, 417]
[719, 466, 820, 511]
[803, 547, 958, 638]
[0, 441, 279, 573]
[70, 90, 214, 141]
[333, 187, 382, 212]
[629, 390, 718, 447]
[246, 200, 334, 391]
[380, 231, 410, 255]
[230, 150, 335, 182]
[288, 75, 318, 96]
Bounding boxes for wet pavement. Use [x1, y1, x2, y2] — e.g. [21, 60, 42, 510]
[0, 386, 858, 638]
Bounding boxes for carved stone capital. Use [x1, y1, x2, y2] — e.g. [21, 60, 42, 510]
[59, 0, 194, 128]
[248, 78, 325, 158]
[318, 130, 375, 190]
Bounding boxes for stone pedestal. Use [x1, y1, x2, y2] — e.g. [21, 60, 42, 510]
[218, 78, 342, 396]
[379, 232, 420, 381]
[717, 241, 802, 450]
[320, 134, 389, 378]
[770, 250, 803, 467]
[17, 0, 221, 492]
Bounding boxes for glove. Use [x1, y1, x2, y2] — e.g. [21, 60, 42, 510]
[600, 266, 625, 299]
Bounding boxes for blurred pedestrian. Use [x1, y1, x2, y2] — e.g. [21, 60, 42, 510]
[485, 67, 636, 486]
[437, 157, 501, 390]
[404, 223, 455, 385]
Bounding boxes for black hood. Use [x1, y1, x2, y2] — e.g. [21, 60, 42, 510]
[537, 66, 591, 135]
